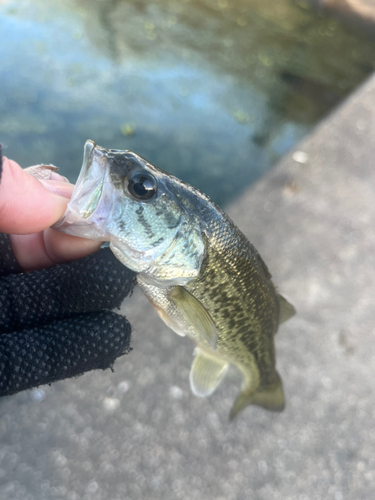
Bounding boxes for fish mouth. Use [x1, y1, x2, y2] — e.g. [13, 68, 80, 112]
[52, 140, 109, 239]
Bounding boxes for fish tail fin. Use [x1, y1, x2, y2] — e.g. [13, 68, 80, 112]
[229, 390, 256, 420]
[249, 371, 285, 413]
[229, 371, 285, 420]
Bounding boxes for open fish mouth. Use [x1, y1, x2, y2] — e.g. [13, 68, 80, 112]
[52, 140, 110, 239]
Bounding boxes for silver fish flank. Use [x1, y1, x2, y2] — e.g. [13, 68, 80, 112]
[54, 140, 295, 418]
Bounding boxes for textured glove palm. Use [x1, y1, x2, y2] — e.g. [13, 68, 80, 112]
[0, 234, 136, 397]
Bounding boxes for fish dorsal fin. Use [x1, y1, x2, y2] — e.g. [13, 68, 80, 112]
[229, 371, 285, 419]
[170, 286, 218, 349]
[277, 294, 296, 325]
[189, 348, 229, 397]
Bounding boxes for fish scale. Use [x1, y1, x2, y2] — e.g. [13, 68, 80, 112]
[185, 217, 279, 387]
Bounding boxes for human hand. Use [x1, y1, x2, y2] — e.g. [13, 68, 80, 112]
[0, 154, 102, 271]
[0, 149, 136, 397]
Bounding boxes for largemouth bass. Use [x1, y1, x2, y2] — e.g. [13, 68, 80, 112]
[54, 140, 295, 418]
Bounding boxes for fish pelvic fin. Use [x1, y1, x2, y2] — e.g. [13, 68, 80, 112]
[189, 348, 229, 397]
[170, 286, 218, 350]
[277, 294, 296, 325]
[229, 371, 285, 420]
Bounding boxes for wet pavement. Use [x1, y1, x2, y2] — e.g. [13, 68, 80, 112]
[1, 69, 375, 500]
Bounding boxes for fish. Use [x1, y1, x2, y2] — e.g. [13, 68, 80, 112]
[53, 140, 295, 418]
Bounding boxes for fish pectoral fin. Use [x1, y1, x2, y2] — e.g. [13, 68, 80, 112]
[229, 371, 285, 420]
[170, 286, 218, 349]
[151, 303, 186, 337]
[277, 294, 296, 325]
[189, 348, 229, 397]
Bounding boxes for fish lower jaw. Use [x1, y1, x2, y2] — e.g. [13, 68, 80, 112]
[138, 272, 193, 288]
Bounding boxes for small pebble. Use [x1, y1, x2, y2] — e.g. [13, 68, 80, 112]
[103, 398, 120, 411]
[117, 381, 130, 393]
[292, 151, 308, 164]
[31, 388, 46, 402]
[169, 386, 183, 399]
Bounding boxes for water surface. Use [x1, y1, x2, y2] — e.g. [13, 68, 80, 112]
[1, 0, 375, 204]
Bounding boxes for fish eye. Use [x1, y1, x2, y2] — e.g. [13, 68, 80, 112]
[128, 172, 157, 201]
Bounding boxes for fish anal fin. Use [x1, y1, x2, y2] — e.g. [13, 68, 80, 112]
[277, 294, 296, 325]
[170, 286, 218, 349]
[189, 348, 228, 397]
[229, 371, 285, 420]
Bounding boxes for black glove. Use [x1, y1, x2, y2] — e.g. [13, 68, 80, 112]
[0, 233, 136, 397]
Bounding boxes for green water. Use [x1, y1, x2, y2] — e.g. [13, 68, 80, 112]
[1, 0, 375, 205]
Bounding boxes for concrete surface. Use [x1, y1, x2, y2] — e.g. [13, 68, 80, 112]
[1, 75, 375, 499]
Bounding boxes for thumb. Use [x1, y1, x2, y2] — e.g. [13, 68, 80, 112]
[0, 155, 73, 234]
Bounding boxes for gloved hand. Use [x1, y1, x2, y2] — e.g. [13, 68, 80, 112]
[0, 236, 135, 397]
[0, 147, 136, 397]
